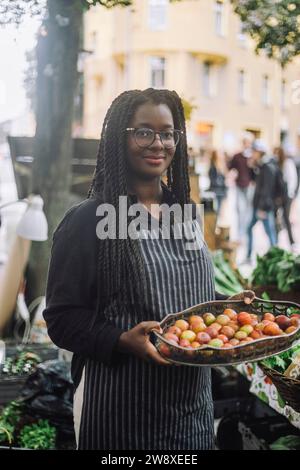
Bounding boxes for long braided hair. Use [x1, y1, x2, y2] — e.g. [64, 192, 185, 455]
[88, 88, 191, 307]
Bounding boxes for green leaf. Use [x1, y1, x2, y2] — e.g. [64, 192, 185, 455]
[258, 391, 269, 404]
[270, 435, 300, 450]
[277, 393, 286, 409]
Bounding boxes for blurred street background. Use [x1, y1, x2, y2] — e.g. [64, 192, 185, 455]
[0, 0, 300, 306]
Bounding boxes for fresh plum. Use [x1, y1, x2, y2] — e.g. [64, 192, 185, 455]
[175, 319, 189, 331]
[217, 334, 229, 343]
[220, 326, 235, 339]
[180, 330, 196, 343]
[179, 339, 191, 348]
[234, 331, 248, 340]
[237, 312, 252, 325]
[196, 332, 211, 344]
[285, 326, 298, 334]
[263, 312, 275, 322]
[223, 308, 237, 320]
[203, 313, 216, 326]
[190, 321, 206, 333]
[208, 338, 223, 348]
[204, 326, 219, 338]
[167, 326, 182, 337]
[163, 333, 179, 344]
[240, 325, 254, 335]
[275, 315, 291, 331]
[210, 322, 222, 332]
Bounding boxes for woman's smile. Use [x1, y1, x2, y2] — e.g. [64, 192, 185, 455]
[143, 153, 166, 165]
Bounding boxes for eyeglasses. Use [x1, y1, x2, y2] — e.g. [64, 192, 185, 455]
[125, 127, 184, 149]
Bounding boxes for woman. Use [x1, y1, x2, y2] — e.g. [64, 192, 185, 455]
[44, 89, 253, 450]
[208, 149, 227, 216]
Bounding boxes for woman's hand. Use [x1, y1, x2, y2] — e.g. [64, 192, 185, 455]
[228, 290, 256, 304]
[117, 321, 171, 366]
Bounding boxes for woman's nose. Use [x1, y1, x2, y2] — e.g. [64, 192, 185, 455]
[150, 133, 164, 149]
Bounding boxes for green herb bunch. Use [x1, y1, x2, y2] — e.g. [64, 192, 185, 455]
[261, 344, 300, 373]
[18, 419, 56, 450]
[251, 247, 300, 293]
[0, 401, 23, 445]
[1, 351, 41, 376]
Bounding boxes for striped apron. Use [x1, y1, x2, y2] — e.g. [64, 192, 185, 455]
[75, 219, 215, 450]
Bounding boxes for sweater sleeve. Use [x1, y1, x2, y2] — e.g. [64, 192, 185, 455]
[43, 200, 124, 365]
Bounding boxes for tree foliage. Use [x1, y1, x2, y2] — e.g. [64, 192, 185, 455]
[0, 0, 132, 25]
[232, 0, 300, 66]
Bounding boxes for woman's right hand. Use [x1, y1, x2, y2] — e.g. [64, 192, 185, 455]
[117, 321, 171, 366]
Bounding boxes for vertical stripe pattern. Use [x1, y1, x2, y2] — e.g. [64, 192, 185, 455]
[78, 217, 215, 450]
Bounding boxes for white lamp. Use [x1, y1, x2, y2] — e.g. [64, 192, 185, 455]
[0, 194, 48, 335]
[16, 195, 48, 241]
[0, 195, 48, 241]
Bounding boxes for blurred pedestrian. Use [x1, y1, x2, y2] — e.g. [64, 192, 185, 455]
[246, 140, 278, 260]
[274, 146, 298, 246]
[228, 132, 254, 239]
[208, 149, 227, 216]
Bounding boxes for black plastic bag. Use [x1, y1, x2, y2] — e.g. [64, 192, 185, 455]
[20, 360, 74, 437]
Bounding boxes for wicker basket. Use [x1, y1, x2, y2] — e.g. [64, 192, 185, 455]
[152, 297, 300, 366]
[259, 363, 300, 413]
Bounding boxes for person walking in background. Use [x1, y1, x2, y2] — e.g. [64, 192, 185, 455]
[294, 146, 300, 197]
[228, 133, 254, 239]
[274, 146, 298, 247]
[246, 140, 278, 261]
[208, 149, 227, 216]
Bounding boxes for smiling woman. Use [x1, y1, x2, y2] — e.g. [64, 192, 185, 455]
[43, 88, 249, 451]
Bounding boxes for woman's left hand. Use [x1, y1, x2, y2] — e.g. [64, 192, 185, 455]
[228, 290, 256, 304]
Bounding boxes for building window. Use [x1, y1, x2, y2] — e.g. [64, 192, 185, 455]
[148, 0, 167, 31]
[281, 79, 287, 110]
[202, 62, 218, 98]
[238, 69, 246, 103]
[90, 31, 97, 51]
[214, 0, 225, 36]
[237, 21, 247, 46]
[150, 57, 165, 88]
[203, 62, 212, 97]
[262, 74, 271, 106]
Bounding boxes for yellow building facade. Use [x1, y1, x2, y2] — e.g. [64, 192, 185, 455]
[82, 0, 300, 154]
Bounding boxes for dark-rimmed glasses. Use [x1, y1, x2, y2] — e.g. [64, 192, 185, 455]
[125, 127, 184, 149]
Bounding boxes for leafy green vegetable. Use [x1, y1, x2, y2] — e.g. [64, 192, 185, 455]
[213, 251, 244, 296]
[0, 400, 23, 427]
[0, 401, 23, 444]
[0, 422, 14, 445]
[261, 344, 300, 373]
[251, 247, 300, 293]
[19, 420, 56, 450]
[270, 435, 300, 450]
[1, 350, 41, 376]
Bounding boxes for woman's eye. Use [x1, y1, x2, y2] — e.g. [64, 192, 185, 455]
[163, 132, 173, 139]
[137, 129, 151, 137]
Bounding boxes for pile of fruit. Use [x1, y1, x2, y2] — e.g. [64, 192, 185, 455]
[159, 309, 300, 356]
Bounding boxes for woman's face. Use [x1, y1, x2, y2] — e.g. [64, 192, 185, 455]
[126, 102, 176, 180]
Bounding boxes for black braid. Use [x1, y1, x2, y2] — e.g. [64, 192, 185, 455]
[87, 88, 191, 307]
